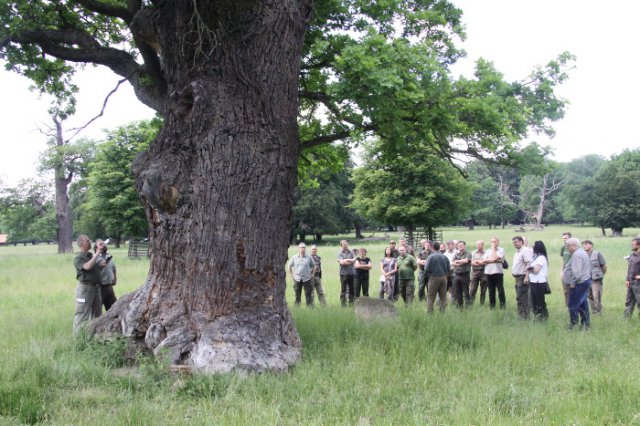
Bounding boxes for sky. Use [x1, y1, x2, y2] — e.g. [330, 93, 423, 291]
[1, 0, 638, 185]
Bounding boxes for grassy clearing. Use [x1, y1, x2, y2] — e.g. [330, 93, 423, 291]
[1, 225, 639, 425]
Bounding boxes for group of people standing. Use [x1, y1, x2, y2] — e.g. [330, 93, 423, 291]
[287, 232, 640, 330]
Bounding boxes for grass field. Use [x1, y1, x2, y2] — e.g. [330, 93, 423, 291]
[1, 225, 639, 425]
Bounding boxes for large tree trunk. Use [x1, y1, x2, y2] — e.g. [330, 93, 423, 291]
[53, 119, 73, 254]
[92, 1, 310, 374]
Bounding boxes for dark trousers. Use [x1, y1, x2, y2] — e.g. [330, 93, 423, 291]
[392, 272, 400, 300]
[101, 285, 118, 311]
[470, 271, 487, 305]
[486, 273, 505, 309]
[452, 273, 471, 308]
[294, 279, 314, 306]
[418, 268, 428, 301]
[530, 282, 548, 320]
[355, 276, 370, 298]
[340, 274, 355, 306]
[568, 279, 591, 327]
[624, 281, 640, 318]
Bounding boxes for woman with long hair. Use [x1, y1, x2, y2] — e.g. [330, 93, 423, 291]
[380, 247, 397, 300]
[527, 240, 550, 320]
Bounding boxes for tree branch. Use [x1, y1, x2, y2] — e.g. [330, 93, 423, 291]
[66, 77, 129, 141]
[299, 90, 364, 128]
[301, 124, 377, 150]
[3, 29, 166, 112]
[75, 0, 134, 24]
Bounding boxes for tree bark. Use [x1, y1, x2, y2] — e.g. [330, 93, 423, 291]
[54, 173, 73, 254]
[91, 1, 311, 374]
[354, 220, 363, 240]
[53, 118, 73, 254]
[611, 227, 623, 237]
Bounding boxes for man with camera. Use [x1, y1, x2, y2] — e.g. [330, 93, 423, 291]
[95, 239, 117, 311]
[73, 235, 105, 333]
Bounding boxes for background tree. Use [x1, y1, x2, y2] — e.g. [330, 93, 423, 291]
[38, 117, 96, 253]
[591, 149, 640, 236]
[0, 179, 56, 241]
[1, 0, 571, 372]
[556, 155, 606, 225]
[352, 139, 472, 240]
[464, 161, 514, 229]
[85, 120, 160, 247]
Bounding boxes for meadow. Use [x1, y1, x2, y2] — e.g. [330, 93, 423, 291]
[1, 225, 639, 425]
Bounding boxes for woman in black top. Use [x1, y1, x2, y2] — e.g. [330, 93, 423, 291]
[355, 247, 372, 298]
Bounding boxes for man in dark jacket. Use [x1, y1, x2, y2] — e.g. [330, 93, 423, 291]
[424, 242, 451, 313]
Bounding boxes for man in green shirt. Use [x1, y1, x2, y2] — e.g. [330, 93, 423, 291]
[396, 245, 417, 305]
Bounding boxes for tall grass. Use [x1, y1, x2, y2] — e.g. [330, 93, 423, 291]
[0, 225, 639, 425]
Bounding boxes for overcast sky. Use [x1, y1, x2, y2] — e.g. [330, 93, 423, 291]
[1, 0, 638, 185]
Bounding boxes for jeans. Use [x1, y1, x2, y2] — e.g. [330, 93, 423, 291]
[568, 279, 591, 327]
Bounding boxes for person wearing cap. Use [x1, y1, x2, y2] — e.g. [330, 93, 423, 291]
[582, 240, 607, 314]
[562, 237, 592, 329]
[73, 235, 104, 333]
[310, 245, 327, 306]
[288, 242, 316, 307]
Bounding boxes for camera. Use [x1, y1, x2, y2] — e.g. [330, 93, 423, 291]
[526, 266, 534, 272]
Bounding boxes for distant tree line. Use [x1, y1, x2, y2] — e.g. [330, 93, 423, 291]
[1, 119, 639, 244]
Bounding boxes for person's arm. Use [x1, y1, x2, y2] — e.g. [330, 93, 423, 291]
[362, 259, 373, 270]
[82, 252, 102, 271]
[112, 264, 117, 285]
[599, 253, 607, 274]
[390, 259, 398, 274]
[310, 257, 316, 276]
